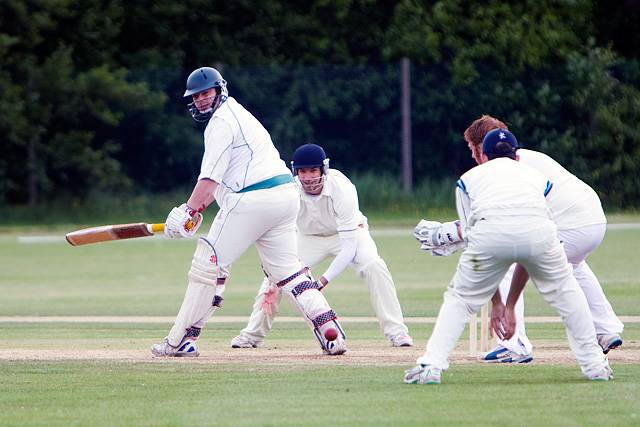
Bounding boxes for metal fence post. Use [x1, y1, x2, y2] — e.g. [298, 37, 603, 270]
[401, 57, 412, 192]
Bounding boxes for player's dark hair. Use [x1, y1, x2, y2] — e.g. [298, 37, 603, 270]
[485, 141, 517, 160]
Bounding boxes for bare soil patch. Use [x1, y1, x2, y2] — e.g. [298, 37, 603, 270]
[1, 340, 637, 366]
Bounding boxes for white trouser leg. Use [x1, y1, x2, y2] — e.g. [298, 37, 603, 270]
[495, 264, 532, 354]
[417, 289, 478, 370]
[351, 227, 409, 340]
[522, 237, 609, 378]
[417, 238, 512, 370]
[361, 258, 409, 339]
[573, 261, 624, 334]
[239, 277, 280, 341]
[559, 225, 623, 335]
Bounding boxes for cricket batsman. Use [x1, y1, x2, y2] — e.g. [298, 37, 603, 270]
[151, 67, 346, 357]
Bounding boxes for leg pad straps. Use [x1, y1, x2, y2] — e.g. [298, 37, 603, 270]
[313, 310, 337, 329]
[276, 267, 310, 287]
[291, 280, 322, 297]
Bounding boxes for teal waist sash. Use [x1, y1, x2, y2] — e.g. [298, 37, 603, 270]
[237, 174, 294, 193]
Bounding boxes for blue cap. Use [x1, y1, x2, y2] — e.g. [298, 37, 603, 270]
[482, 128, 518, 155]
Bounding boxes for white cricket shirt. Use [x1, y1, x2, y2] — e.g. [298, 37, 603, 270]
[296, 169, 366, 237]
[457, 157, 552, 228]
[198, 97, 291, 205]
[517, 149, 606, 229]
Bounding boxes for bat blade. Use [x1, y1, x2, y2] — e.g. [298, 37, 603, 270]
[65, 223, 164, 246]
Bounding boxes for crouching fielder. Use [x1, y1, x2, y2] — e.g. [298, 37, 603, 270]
[151, 67, 345, 357]
[231, 144, 412, 348]
[404, 129, 612, 384]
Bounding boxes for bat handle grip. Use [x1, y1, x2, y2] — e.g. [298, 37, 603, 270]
[149, 223, 165, 233]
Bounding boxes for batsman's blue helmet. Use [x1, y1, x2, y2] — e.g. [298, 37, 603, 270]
[291, 143, 330, 175]
[482, 128, 518, 160]
[184, 67, 226, 97]
[184, 67, 228, 122]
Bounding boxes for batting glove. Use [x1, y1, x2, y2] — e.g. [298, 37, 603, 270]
[164, 203, 203, 239]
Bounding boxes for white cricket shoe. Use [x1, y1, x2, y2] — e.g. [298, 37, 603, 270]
[391, 333, 414, 347]
[323, 337, 347, 355]
[404, 364, 441, 385]
[230, 334, 263, 348]
[481, 344, 533, 364]
[597, 334, 623, 354]
[588, 365, 614, 381]
[150, 338, 200, 357]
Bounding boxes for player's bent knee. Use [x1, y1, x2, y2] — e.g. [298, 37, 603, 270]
[362, 257, 389, 273]
[360, 257, 392, 279]
[188, 237, 227, 287]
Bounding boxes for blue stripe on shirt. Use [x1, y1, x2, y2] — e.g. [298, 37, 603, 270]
[544, 180, 553, 197]
[456, 179, 467, 193]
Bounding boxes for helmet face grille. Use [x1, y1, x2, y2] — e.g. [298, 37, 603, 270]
[187, 101, 214, 122]
[299, 174, 326, 194]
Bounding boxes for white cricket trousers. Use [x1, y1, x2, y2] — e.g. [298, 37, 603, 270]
[167, 183, 311, 345]
[417, 217, 609, 378]
[497, 223, 623, 355]
[206, 183, 303, 280]
[239, 226, 409, 342]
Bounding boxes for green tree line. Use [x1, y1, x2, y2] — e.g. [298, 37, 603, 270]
[1, 0, 639, 210]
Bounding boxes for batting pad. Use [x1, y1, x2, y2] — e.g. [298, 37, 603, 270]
[282, 276, 344, 350]
[167, 281, 218, 346]
[167, 238, 224, 346]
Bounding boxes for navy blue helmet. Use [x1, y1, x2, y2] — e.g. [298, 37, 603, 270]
[291, 144, 330, 194]
[184, 67, 228, 122]
[291, 143, 330, 174]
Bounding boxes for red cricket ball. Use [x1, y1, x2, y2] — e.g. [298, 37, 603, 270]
[324, 327, 338, 341]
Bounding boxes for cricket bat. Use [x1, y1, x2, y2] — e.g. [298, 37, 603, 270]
[65, 222, 164, 246]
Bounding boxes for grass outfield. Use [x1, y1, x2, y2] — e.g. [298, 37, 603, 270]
[2, 362, 639, 427]
[1, 322, 639, 427]
[1, 224, 639, 426]
[1, 226, 638, 317]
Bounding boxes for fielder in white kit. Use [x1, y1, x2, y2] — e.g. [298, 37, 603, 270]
[151, 67, 346, 357]
[231, 143, 413, 348]
[463, 115, 624, 362]
[405, 129, 612, 384]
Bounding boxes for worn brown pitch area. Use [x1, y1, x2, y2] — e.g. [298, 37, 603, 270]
[0, 340, 637, 366]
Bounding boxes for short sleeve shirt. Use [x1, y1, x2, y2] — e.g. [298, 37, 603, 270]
[458, 158, 552, 227]
[198, 97, 291, 205]
[296, 169, 367, 238]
